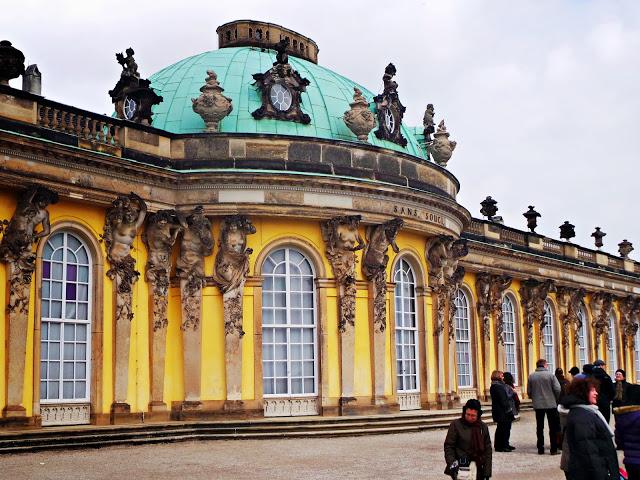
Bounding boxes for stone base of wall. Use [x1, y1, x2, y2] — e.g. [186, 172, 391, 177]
[263, 397, 319, 417]
[41, 403, 90, 426]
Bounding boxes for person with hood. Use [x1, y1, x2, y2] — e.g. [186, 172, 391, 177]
[614, 383, 640, 480]
[560, 377, 619, 480]
[489, 370, 514, 452]
[444, 398, 492, 480]
[612, 368, 631, 409]
[592, 359, 615, 423]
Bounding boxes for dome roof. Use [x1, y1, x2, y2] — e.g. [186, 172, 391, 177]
[149, 47, 427, 159]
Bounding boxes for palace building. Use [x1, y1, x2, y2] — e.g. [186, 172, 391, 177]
[0, 21, 638, 429]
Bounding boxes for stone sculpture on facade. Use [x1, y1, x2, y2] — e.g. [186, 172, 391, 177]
[0, 185, 57, 417]
[109, 47, 162, 124]
[619, 239, 634, 259]
[428, 120, 457, 167]
[252, 39, 311, 124]
[591, 227, 606, 250]
[362, 218, 403, 332]
[176, 206, 214, 331]
[343, 87, 376, 142]
[321, 215, 365, 332]
[555, 286, 586, 348]
[423, 103, 435, 142]
[103, 192, 146, 412]
[590, 291, 614, 342]
[192, 70, 233, 132]
[559, 221, 576, 242]
[0, 40, 25, 86]
[519, 278, 555, 344]
[523, 206, 541, 233]
[212, 215, 256, 336]
[479, 196, 499, 221]
[426, 235, 468, 338]
[618, 295, 640, 347]
[373, 63, 407, 147]
[475, 273, 512, 342]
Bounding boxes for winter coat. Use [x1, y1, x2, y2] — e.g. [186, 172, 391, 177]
[527, 367, 561, 409]
[490, 381, 513, 423]
[592, 367, 614, 412]
[612, 380, 631, 409]
[444, 418, 492, 478]
[564, 396, 619, 479]
[614, 405, 640, 466]
[557, 402, 570, 472]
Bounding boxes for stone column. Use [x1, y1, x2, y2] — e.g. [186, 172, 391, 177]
[316, 279, 338, 415]
[0, 185, 58, 422]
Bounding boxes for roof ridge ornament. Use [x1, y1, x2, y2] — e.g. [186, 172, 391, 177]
[373, 63, 407, 147]
[343, 87, 375, 142]
[428, 120, 457, 167]
[251, 39, 311, 124]
[192, 70, 233, 132]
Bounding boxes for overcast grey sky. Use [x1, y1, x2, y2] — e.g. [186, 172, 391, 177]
[3, 0, 638, 257]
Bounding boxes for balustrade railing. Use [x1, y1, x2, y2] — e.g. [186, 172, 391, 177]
[577, 249, 596, 263]
[501, 228, 526, 246]
[542, 238, 563, 254]
[37, 104, 122, 147]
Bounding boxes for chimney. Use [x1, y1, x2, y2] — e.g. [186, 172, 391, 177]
[22, 64, 41, 95]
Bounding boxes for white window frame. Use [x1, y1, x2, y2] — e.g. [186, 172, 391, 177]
[261, 248, 318, 398]
[502, 295, 519, 385]
[542, 300, 555, 372]
[635, 328, 640, 383]
[40, 231, 92, 404]
[454, 289, 474, 389]
[394, 259, 419, 393]
[577, 306, 589, 368]
[608, 312, 618, 373]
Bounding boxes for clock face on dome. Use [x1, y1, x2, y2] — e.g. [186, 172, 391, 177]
[269, 84, 293, 112]
[123, 96, 137, 120]
[384, 109, 396, 134]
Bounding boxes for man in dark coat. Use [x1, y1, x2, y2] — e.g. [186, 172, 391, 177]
[592, 359, 615, 423]
[614, 384, 640, 480]
[444, 399, 492, 479]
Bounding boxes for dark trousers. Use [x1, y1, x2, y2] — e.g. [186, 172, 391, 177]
[494, 420, 512, 449]
[535, 408, 560, 452]
[627, 463, 640, 480]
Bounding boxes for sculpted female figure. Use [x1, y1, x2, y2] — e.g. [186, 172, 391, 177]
[104, 192, 147, 269]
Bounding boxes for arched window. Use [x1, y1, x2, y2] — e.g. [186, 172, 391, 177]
[608, 312, 618, 373]
[262, 248, 317, 397]
[394, 259, 418, 393]
[577, 306, 589, 368]
[542, 300, 555, 371]
[502, 295, 518, 384]
[454, 289, 473, 388]
[40, 231, 91, 402]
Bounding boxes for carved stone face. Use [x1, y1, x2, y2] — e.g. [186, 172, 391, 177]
[336, 224, 358, 250]
[226, 228, 244, 253]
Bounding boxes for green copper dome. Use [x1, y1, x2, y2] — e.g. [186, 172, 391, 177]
[149, 47, 427, 160]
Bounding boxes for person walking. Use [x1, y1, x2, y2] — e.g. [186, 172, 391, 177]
[490, 370, 514, 452]
[555, 368, 570, 397]
[561, 378, 619, 480]
[614, 384, 640, 480]
[444, 399, 492, 480]
[592, 359, 615, 423]
[612, 368, 631, 409]
[527, 358, 561, 455]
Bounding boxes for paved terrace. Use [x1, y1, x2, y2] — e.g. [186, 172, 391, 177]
[0, 411, 624, 479]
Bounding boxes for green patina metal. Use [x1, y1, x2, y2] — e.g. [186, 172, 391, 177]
[149, 47, 427, 160]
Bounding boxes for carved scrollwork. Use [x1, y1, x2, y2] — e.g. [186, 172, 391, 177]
[618, 295, 640, 348]
[425, 235, 468, 338]
[475, 273, 512, 343]
[556, 286, 586, 348]
[362, 218, 403, 333]
[143, 210, 183, 331]
[519, 278, 555, 344]
[212, 215, 256, 337]
[321, 215, 365, 332]
[176, 206, 213, 331]
[590, 291, 614, 342]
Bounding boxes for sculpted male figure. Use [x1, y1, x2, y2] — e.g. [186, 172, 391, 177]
[213, 215, 256, 294]
[362, 218, 403, 280]
[104, 193, 147, 267]
[144, 210, 182, 278]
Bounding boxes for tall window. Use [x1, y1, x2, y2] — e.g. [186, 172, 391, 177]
[262, 248, 317, 396]
[40, 232, 91, 402]
[577, 306, 589, 368]
[542, 300, 555, 371]
[502, 295, 518, 384]
[454, 289, 473, 388]
[608, 313, 618, 373]
[635, 328, 640, 383]
[394, 259, 419, 392]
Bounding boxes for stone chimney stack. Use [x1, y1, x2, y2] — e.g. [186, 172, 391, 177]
[22, 64, 41, 95]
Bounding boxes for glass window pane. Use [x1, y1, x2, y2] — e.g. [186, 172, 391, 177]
[50, 343, 60, 360]
[304, 378, 314, 393]
[51, 301, 62, 318]
[75, 382, 86, 399]
[76, 247, 88, 264]
[275, 378, 287, 394]
[48, 381, 59, 399]
[65, 302, 77, 320]
[77, 324, 87, 341]
[42, 300, 50, 318]
[78, 266, 89, 282]
[263, 379, 273, 395]
[64, 343, 74, 360]
[263, 345, 273, 361]
[67, 235, 81, 251]
[63, 362, 74, 379]
[77, 303, 88, 320]
[78, 285, 88, 302]
[263, 362, 274, 377]
[291, 378, 302, 394]
[52, 262, 63, 279]
[49, 361, 60, 378]
[76, 362, 86, 380]
[52, 249, 63, 262]
[49, 233, 63, 249]
[51, 282, 63, 300]
[63, 381, 74, 399]
[76, 343, 87, 360]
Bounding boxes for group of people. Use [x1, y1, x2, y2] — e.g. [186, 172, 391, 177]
[444, 358, 640, 480]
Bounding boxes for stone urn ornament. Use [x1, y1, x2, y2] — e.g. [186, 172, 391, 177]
[428, 120, 457, 167]
[559, 221, 576, 242]
[0, 40, 25, 86]
[192, 70, 233, 132]
[619, 239, 634, 259]
[523, 206, 541, 233]
[591, 227, 606, 250]
[480, 196, 499, 220]
[343, 87, 375, 141]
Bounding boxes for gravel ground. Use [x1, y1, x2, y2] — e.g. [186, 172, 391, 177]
[0, 411, 625, 480]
